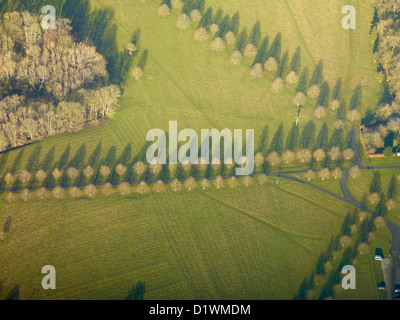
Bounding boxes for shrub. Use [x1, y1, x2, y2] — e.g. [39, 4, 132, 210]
[83, 165, 94, 179]
[296, 149, 312, 164]
[194, 27, 210, 41]
[4, 172, 14, 185]
[332, 168, 343, 180]
[85, 184, 98, 198]
[314, 106, 327, 119]
[286, 71, 298, 85]
[209, 23, 219, 34]
[319, 168, 330, 181]
[190, 9, 202, 23]
[307, 85, 320, 99]
[250, 63, 263, 79]
[52, 186, 65, 199]
[254, 152, 265, 168]
[184, 177, 197, 191]
[37, 187, 49, 200]
[228, 176, 238, 188]
[100, 165, 111, 178]
[102, 183, 115, 196]
[368, 192, 381, 205]
[116, 164, 127, 177]
[342, 149, 355, 161]
[224, 31, 235, 45]
[133, 162, 147, 178]
[349, 166, 360, 178]
[35, 170, 47, 183]
[171, 0, 183, 9]
[171, 0, 183, 10]
[387, 199, 396, 211]
[5, 192, 14, 203]
[330, 99, 340, 111]
[347, 109, 360, 122]
[170, 179, 182, 192]
[267, 152, 281, 166]
[153, 180, 166, 193]
[69, 186, 82, 199]
[215, 175, 224, 189]
[282, 150, 295, 165]
[157, 4, 171, 17]
[118, 182, 132, 196]
[264, 57, 278, 72]
[177, 13, 191, 29]
[21, 189, 30, 202]
[230, 50, 243, 64]
[211, 37, 226, 52]
[383, 146, 393, 158]
[357, 243, 370, 255]
[334, 120, 345, 131]
[200, 178, 209, 190]
[158, 4, 171, 17]
[243, 43, 257, 58]
[328, 146, 341, 161]
[293, 92, 307, 106]
[66, 167, 79, 181]
[258, 174, 268, 185]
[133, 67, 143, 81]
[313, 149, 326, 162]
[271, 77, 284, 92]
[305, 170, 315, 181]
[137, 181, 150, 194]
[242, 176, 252, 187]
[18, 170, 32, 184]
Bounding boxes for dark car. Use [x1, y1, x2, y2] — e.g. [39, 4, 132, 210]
[395, 284, 400, 294]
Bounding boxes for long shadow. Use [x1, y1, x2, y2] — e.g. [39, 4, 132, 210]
[5, 285, 19, 300]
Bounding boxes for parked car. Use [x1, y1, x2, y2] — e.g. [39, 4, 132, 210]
[394, 284, 400, 293]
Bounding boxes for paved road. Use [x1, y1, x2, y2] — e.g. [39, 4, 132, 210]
[270, 130, 400, 300]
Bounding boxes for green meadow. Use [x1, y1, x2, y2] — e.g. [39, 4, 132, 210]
[0, 0, 390, 299]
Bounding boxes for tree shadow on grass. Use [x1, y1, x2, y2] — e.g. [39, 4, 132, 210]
[5, 285, 19, 300]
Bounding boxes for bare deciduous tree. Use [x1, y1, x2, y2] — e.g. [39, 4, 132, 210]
[118, 182, 131, 196]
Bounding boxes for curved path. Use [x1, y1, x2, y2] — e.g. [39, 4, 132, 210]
[271, 130, 400, 300]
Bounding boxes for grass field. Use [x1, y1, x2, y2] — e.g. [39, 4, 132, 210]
[0, 180, 353, 300]
[348, 169, 400, 226]
[0, 0, 389, 300]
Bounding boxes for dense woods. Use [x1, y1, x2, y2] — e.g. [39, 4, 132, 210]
[0, 1, 141, 152]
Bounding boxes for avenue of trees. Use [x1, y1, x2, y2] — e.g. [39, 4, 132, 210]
[364, 0, 400, 155]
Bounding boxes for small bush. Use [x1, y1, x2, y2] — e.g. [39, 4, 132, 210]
[243, 43, 257, 59]
[264, 57, 278, 72]
[307, 85, 320, 99]
[330, 99, 340, 111]
[158, 4, 171, 17]
[230, 50, 243, 64]
[293, 92, 306, 106]
[177, 13, 191, 30]
[224, 31, 235, 45]
[285, 71, 298, 85]
[171, 0, 183, 9]
[194, 27, 209, 41]
[209, 23, 219, 34]
[271, 77, 284, 92]
[133, 67, 143, 81]
[211, 37, 226, 52]
[314, 106, 327, 119]
[190, 9, 202, 23]
[250, 63, 263, 79]
[102, 183, 115, 196]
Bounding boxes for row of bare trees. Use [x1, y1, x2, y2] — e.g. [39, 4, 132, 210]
[2, 173, 274, 202]
[1, 146, 355, 188]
